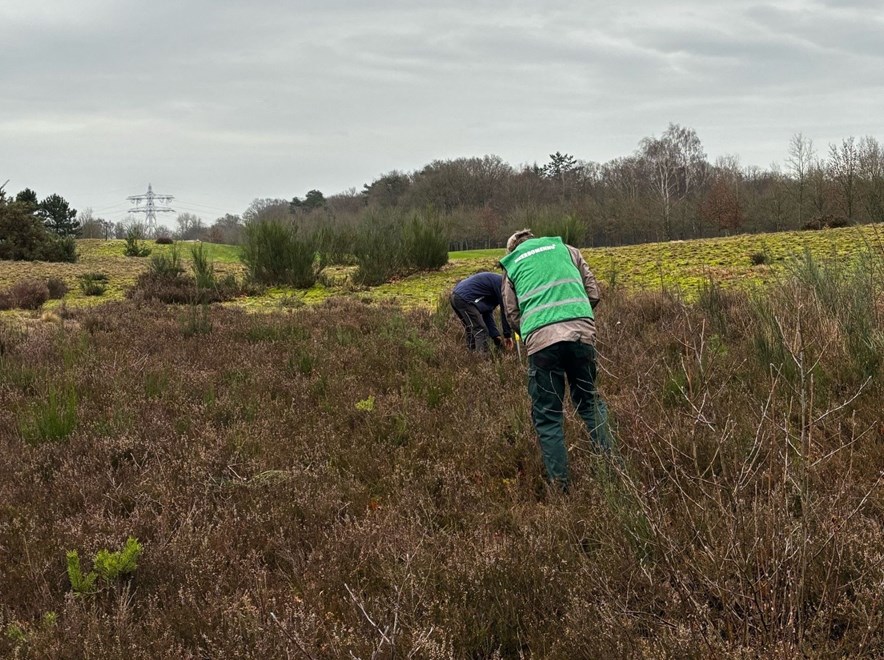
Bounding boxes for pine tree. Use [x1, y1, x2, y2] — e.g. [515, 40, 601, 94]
[38, 193, 80, 237]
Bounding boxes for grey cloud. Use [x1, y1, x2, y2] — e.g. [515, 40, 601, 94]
[0, 0, 881, 216]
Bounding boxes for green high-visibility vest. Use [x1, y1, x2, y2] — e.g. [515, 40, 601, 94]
[500, 236, 594, 338]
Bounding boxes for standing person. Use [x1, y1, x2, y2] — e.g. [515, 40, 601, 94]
[450, 271, 514, 354]
[500, 229, 612, 491]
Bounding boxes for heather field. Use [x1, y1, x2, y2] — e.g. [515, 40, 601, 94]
[1, 230, 883, 657]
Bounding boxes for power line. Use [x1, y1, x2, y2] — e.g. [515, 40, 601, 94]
[90, 202, 132, 214]
[175, 198, 236, 214]
[127, 183, 175, 233]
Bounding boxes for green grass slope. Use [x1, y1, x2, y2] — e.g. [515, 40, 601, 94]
[0, 224, 881, 312]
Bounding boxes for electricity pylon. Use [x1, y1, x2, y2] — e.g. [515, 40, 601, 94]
[127, 183, 174, 234]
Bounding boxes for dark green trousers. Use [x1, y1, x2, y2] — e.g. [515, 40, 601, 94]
[527, 341, 611, 489]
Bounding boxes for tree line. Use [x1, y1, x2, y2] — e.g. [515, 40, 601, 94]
[5, 124, 883, 256]
[204, 125, 882, 250]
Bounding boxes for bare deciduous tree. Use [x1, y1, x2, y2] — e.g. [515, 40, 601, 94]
[828, 137, 860, 220]
[175, 212, 204, 240]
[857, 136, 884, 222]
[640, 123, 707, 240]
[786, 133, 815, 225]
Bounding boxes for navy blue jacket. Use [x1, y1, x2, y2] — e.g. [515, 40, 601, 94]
[452, 272, 512, 339]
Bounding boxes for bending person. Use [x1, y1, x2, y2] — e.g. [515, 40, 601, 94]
[500, 229, 612, 491]
[450, 271, 513, 354]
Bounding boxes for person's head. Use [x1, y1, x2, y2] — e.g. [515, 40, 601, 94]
[506, 228, 534, 253]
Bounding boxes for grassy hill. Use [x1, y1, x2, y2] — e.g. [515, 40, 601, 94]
[1, 224, 880, 313]
[0, 240, 242, 307]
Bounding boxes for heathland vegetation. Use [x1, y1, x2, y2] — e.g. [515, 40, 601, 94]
[1, 128, 883, 655]
[0, 238, 881, 655]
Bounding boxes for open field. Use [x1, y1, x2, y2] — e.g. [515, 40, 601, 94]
[1, 224, 881, 313]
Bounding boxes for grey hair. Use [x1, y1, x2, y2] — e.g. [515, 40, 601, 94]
[506, 228, 534, 253]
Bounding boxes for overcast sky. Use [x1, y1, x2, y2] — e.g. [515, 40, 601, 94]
[1, 0, 882, 223]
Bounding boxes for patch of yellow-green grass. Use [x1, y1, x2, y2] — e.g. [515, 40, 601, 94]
[0, 239, 245, 308]
[83, 239, 242, 263]
[223, 284, 338, 313]
[449, 248, 506, 261]
[450, 223, 884, 302]
[360, 260, 501, 309]
[589, 224, 882, 298]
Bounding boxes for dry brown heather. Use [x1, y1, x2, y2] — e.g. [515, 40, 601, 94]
[0, 284, 881, 657]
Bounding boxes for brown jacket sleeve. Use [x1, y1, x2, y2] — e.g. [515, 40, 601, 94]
[568, 245, 600, 309]
[502, 273, 520, 334]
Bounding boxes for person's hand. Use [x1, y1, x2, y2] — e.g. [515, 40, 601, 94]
[502, 337, 514, 351]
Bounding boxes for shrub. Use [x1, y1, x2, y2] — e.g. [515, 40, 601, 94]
[128, 245, 243, 304]
[315, 212, 448, 287]
[93, 537, 142, 581]
[352, 214, 403, 286]
[532, 212, 587, 247]
[36, 236, 77, 263]
[130, 276, 244, 305]
[316, 224, 357, 268]
[20, 384, 77, 444]
[241, 219, 320, 288]
[182, 303, 212, 337]
[149, 245, 183, 278]
[155, 236, 174, 245]
[78, 273, 108, 296]
[190, 242, 215, 290]
[402, 213, 448, 270]
[123, 225, 152, 257]
[45, 277, 68, 299]
[65, 551, 97, 595]
[749, 251, 768, 266]
[751, 248, 883, 385]
[8, 279, 50, 309]
[128, 272, 195, 304]
[696, 278, 751, 341]
[67, 537, 142, 594]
